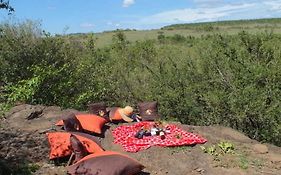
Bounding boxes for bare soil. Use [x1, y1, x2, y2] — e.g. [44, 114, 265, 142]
[0, 104, 280, 175]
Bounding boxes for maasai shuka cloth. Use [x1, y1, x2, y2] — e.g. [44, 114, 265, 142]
[112, 122, 207, 152]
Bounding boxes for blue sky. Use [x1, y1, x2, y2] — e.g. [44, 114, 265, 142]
[1, 0, 281, 34]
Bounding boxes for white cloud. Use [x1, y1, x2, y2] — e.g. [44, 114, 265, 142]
[80, 23, 95, 28]
[263, 0, 281, 12]
[139, 3, 255, 25]
[106, 21, 121, 27]
[123, 0, 135, 8]
[193, 0, 224, 7]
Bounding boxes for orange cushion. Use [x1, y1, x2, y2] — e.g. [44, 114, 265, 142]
[76, 114, 107, 134]
[56, 114, 107, 134]
[46, 132, 104, 160]
[109, 107, 123, 121]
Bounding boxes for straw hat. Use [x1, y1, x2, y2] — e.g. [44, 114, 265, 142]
[119, 106, 134, 122]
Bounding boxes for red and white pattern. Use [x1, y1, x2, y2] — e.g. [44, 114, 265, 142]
[112, 122, 207, 152]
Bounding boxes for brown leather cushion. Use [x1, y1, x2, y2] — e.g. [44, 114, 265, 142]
[71, 132, 102, 148]
[138, 101, 160, 121]
[62, 113, 83, 132]
[88, 102, 108, 117]
[70, 134, 88, 164]
[67, 151, 144, 175]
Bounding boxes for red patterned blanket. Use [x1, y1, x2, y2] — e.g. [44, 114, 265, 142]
[112, 122, 207, 152]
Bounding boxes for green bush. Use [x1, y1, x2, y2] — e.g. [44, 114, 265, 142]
[0, 21, 280, 146]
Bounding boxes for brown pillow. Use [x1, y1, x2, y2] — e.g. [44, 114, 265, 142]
[138, 101, 160, 121]
[70, 134, 88, 164]
[62, 113, 83, 132]
[88, 102, 108, 118]
[67, 151, 144, 175]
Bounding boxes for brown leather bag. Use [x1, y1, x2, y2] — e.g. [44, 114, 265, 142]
[138, 101, 160, 121]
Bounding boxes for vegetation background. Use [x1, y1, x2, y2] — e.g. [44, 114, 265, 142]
[0, 18, 280, 146]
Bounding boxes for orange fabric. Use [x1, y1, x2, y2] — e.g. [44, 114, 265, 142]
[55, 120, 64, 126]
[74, 134, 103, 154]
[55, 114, 107, 134]
[46, 132, 104, 160]
[110, 108, 123, 120]
[76, 114, 107, 134]
[46, 132, 72, 159]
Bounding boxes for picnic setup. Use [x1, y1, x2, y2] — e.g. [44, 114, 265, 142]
[46, 101, 207, 175]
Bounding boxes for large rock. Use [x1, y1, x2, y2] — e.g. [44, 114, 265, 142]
[2, 104, 281, 175]
[4, 104, 80, 132]
[253, 144, 269, 154]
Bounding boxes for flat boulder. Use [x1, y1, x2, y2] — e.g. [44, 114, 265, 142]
[3, 104, 79, 132]
[253, 144, 269, 154]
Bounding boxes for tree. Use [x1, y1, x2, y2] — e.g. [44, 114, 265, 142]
[0, 0, 14, 14]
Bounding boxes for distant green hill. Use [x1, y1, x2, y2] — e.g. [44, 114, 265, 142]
[162, 18, 281, 30]
[65, 18, 281, 47]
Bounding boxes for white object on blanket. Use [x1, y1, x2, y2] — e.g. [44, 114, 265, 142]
[151, 128, 158, 136]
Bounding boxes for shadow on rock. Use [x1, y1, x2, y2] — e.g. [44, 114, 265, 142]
[0, 128, 49, 175]
[0, 157, 40, 175]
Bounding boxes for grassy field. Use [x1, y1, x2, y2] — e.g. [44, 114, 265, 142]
[65, 18, 281, 47]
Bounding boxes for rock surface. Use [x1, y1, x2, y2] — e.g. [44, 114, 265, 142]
[253, 144, 269, 154]
[0, 104, 281, 175]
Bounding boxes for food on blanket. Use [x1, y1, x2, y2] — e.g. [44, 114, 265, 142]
[138, 101, 160, 121]
[109, 106, 134, 122]
[150, 127, 158, 136]
[135, 129, 146, 139]
[46, 132, 104, 159]
[144, 130, 151, 136]
[67, 151, 144, 175]
[159, 131, 165, 140]
[135, 124, 169, 138]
